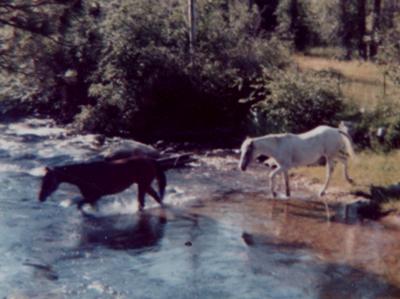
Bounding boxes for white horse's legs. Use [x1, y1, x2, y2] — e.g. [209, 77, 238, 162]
[283, 170, 290, 197]
[269, 166, 290, 198]
[337, 156, 354, 184]
[319, 159, 334, 197]
[269, 166, 283, 197]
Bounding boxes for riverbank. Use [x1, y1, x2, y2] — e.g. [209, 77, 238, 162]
[291, 150, 400, 222]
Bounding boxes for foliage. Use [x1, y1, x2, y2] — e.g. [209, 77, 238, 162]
[343, 99, 400, 151]
[1, 0, 400, 150]
[378, 13, 400, 85]
[247, 68, 344, 135]
[72, 0, 289, 140]
[0, 0, 98, 120]
[276, 0, 322, 51]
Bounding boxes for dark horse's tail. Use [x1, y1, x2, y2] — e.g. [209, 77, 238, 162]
[154, 161, 167, 200]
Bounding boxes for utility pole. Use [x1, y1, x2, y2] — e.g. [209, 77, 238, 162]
[188, 0, 196, 64]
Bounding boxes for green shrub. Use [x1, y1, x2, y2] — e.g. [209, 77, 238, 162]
[386, 117, 400, 149]
[246, 67, 344, 135]
[343, 99, 400, 151]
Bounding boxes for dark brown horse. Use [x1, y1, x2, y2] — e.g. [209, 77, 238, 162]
[38, 158, 166, 211]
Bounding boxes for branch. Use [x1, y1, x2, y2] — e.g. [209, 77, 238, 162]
[0, 1, 61, 11]
[0, 18, 74, 47]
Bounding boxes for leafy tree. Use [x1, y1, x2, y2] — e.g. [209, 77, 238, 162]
[276, 0, 320, 51]
[0, 0, 87, 117]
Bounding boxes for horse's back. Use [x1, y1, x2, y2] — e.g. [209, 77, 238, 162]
[298, 125, 338, 139]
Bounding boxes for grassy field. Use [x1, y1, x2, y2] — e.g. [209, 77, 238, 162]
[293, 151, 400, 192]
[294, 54, 400, 110]
[292, 151, 400, 213]
[293, 53, 400, 212]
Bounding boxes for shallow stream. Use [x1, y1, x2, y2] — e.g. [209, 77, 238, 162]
[1, 119, 400, 299]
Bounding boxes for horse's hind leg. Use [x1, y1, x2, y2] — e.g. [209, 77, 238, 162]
[77, 199, 86, 210]
[77, 197, 98, 212]
[283, 170, 290, 197]
[319, 159, 334, 197]
[137, 184, 146, 211]
[338, 156, 354, 184]
[146, 186, 164, 206]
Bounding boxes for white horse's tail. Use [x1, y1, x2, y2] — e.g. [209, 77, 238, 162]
[339, 130, 355, 158]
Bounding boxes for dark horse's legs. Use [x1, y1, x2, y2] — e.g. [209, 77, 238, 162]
[77, 197, 98, 210]
[146, 186, 163, 206]
[138, 184, 147, 211]
[77, 199, 86, 210]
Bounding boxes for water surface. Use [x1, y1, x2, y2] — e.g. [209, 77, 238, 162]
[1, 119, 400, 299]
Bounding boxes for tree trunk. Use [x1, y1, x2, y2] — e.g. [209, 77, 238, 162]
[370, 0, 381, 58]
[340, 0, 353, 59]
[188, 0, 196, 64]
[357, 0, 367, 59]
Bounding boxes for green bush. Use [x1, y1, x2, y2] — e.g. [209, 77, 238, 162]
[342, 99, 400, 151]
[71, 0, 289, 140]
[246, 67, 344, 135]
[386, 117, 400, 149]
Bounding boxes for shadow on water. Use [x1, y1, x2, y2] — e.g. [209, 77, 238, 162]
[79, 209, 167, 251]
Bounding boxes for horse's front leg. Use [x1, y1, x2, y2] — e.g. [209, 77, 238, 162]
[319, 158, 334, 197]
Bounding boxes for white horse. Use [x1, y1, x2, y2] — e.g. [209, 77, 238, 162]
[239, 125, 355, 197]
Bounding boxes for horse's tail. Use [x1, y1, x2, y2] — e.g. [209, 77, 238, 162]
[339, 130, 355, 158]
[154, 161, 167, 200]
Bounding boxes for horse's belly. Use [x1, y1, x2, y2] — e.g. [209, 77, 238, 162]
[291, 150, 322, 167]
[107, 182, 135, 195]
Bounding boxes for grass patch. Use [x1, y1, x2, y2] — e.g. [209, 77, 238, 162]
[292, 151, 400, 213]
[293, 150, 400, 192]
[293, 54, 400, 110]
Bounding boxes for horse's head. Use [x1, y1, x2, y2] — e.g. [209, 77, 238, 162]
[38, 167, 60, 202]
[239, 138, 254, 171]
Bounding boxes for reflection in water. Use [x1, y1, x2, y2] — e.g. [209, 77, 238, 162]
[79, 210, 167, 251]
[209, 193, 400, 293]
